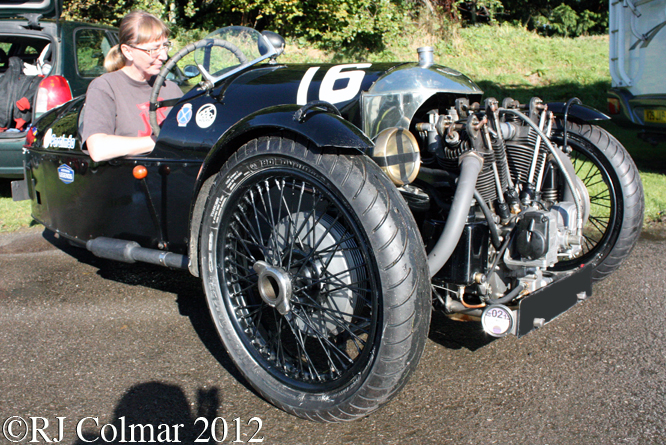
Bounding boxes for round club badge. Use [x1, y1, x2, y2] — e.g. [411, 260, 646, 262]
[195, 104, 217, 129]
[177, 103, 193, 127]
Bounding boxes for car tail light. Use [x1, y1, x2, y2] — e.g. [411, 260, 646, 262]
[607, 98, 621, 115]
[35, 75, 73, 116]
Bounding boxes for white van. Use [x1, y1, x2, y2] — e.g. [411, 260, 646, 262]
[608, 0, 666, 143]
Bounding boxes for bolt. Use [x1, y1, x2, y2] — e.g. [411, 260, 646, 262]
[533, 318, 545, 329]
[577, 291, 587, 301]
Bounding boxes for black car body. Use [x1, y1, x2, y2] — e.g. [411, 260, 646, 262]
[14, 27, 644, 421]
[26, 61, 482, 254]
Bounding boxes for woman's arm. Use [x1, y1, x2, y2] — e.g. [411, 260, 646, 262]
[86, 133, 156, 162]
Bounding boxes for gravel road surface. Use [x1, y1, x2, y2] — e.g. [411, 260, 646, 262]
[1, 227, 664, 444]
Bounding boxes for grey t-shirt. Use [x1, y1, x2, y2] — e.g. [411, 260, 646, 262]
[80, 70, 182, 143]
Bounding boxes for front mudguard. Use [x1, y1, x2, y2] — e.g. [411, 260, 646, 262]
[198, 103, 373, 188]
[187, 103, 374, 276]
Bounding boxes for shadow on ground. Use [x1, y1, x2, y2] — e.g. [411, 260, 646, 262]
[72, 382, 222, 444]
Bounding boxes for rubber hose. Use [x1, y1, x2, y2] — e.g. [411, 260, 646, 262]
[427, 152, 484, 278]
[488, 282, 525, 305]
[473, 189, 502, 249]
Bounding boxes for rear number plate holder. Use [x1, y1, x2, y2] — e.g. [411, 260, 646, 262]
[516, 266, 593, 337]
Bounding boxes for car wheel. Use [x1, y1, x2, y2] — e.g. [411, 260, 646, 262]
[551, 121, 644, 281]
[199, 135, 431, 421]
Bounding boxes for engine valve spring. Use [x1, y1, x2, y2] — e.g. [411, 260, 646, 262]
[541, 188, 559, 202]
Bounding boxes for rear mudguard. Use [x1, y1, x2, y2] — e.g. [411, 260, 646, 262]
[188, 103, 375, 276]
[546, 102, 610, 122]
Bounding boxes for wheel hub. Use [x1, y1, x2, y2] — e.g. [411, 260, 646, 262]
[290, 250, 324, 302]
[253, 261, 292, 315]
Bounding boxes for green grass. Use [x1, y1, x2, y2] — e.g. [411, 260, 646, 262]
[0, 180, 34, 233]
[641, 171, 666, 223]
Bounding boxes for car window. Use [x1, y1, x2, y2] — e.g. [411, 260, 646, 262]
[75, 28, 113, 78]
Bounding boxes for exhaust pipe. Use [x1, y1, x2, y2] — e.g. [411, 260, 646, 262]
[86, 237, 189, 270]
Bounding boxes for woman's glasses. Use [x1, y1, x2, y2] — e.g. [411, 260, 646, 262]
[128, 41, 173, 58]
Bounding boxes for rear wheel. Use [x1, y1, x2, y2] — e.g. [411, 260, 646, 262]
[199, 136, 430, 421]
[553, 121, 644, 281]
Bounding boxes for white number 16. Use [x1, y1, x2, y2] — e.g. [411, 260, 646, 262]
[296, 63, 372, 105]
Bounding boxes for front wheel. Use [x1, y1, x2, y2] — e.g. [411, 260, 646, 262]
[552, 121, 644, 281]
[199, 136, 431, 421]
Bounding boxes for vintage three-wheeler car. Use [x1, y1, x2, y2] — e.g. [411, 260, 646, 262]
[13, 27, 644, 421]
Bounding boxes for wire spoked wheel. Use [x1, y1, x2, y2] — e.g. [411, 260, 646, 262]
[570, 141, 616, 254]
[199, 136, 431, 421]
[552, 122, 643, 280]
[222, 172, 379, 390]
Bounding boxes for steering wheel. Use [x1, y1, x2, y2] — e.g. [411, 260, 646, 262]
[149, 38, 248, 137]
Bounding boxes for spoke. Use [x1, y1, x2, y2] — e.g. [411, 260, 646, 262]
[589, 196, 611, 205]
[263, 180, 283, 260]
[292, 309, 354, 366]
[236, 304, 263, 321]
[295, 301, 372, 324]
[286, 181, 308, 270]
[296, 263, 369, 295]
[291, 200, 331, 263]
[275, 178, 287, 233]
[226, 264, 256, 282]
[228, 247, 256, 266]
[587, 215, 608, 235]
[254, 182, 283, 264]
[294, 276, 371, 296]
[293, 304, 372, 353]
[588, 190, 611, 201]
[235, 207, 269, 260]
[297, 309, 343, 375]
[588, 215, 609, 232]
[582, 233, 597, 251]
[277, 316, 286, 370]
[229, 224, 258, 263]
[589, 201, 612, 210]
[294, 213, 343, 278]
[287, 240, 359, 271]
[229, 282, 259, 298]
[583, 178, 606, 189]
[284, 315, 322, 380]
[323, 281, 372, 295]
[317, 230, 358, 280]
[580, 166, 599, 185]
[588, 214, 609, 225]
[248, 190, 270, 261]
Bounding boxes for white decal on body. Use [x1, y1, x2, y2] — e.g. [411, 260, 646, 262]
[297, 64, 371, 105]
[196, 104, 217, 128]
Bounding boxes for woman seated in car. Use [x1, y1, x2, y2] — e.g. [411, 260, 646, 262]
[80, 10, 182, 162]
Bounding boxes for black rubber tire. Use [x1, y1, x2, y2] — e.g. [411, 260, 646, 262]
[552, 121, 644, 281]
[199, 136, 431, 421]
